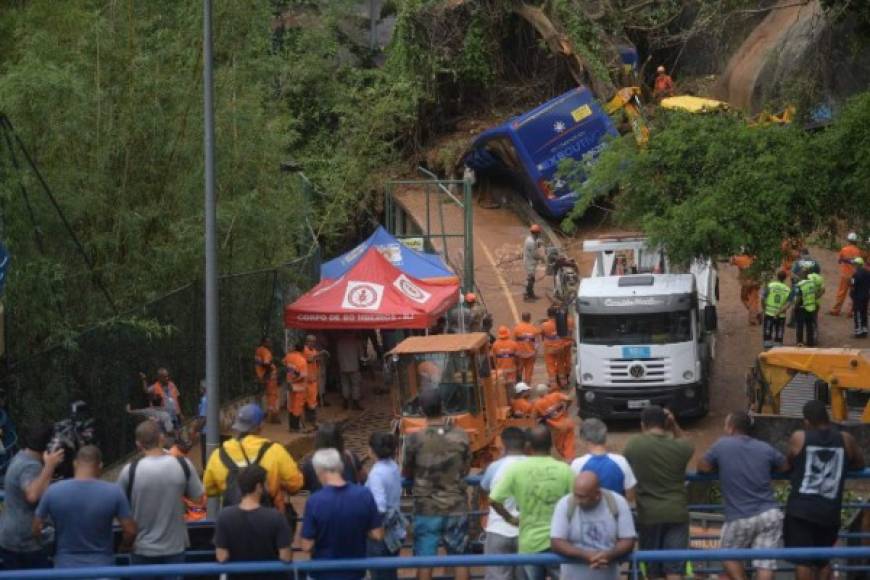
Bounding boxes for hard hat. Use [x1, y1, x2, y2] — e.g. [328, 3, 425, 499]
[848, 232, 858, 242]
[497, 325, 511, 340]
[515, 382, 531, 394]
[657, 65, 666, 73]
[464, 292, 476, 304]
[854, 257, 865, 266]
[530, 224, 542, 234]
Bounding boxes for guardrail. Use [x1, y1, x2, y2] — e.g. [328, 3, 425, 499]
[4, 548, 870, 579]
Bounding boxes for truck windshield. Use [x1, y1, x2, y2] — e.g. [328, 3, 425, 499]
[580, 311, 692, 345]
[394, 352, 480, 416]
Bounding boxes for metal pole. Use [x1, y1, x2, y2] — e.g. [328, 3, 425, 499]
[203, 0, 220, 518]
[369, 0, 377, 52]
[463, 178, 474, 293]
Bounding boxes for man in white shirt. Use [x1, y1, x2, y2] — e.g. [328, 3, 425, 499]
[480, 427, 526, 580]
[551, 472, 636, 580]
[571, 418, 636, 503]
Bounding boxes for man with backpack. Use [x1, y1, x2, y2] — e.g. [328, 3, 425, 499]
[203, 403, 303, 513]
[116, 420, 204, 576]
[550, 472, 636, 580]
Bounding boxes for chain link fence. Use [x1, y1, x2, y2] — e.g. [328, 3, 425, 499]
[0, 254, 318, 465]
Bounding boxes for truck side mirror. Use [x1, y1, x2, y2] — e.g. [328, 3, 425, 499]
[703, 305, 718, 332]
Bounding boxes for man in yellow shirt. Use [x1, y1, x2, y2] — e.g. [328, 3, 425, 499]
[203, 404, 303, 513]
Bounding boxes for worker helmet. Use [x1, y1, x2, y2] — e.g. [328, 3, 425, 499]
[497, 325, 511, 340]
[847, 232, 859, 242]
[657, 65, 666, 73]
[464, 292, 476, 304]
[854, 257, 865, 266]
[530, 224, 542, 234]
[515, 382, 531, 394]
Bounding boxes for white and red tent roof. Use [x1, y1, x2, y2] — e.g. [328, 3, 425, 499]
[284, 249, 459, 329]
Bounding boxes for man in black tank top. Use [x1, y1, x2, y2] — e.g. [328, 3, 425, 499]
[785, 400, 864, 579]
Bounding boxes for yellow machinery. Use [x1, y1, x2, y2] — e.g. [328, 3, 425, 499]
[389, 332, 534, 466]
[747, 347, 870, 422]
[604, 87, 650, 147]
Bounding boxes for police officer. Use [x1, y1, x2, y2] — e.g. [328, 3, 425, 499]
[762, 270, 791, 348]
[795, 269, 820, 346]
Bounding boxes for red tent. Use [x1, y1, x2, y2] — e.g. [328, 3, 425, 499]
[284, 249, 459, 329]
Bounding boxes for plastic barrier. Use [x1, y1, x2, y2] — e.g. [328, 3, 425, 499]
[4, 547, 870, 579]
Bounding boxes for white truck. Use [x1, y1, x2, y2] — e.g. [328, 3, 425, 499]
[574, 236, 718, 419]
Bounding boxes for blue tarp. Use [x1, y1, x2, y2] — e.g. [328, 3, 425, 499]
[320, 227, 455, 282]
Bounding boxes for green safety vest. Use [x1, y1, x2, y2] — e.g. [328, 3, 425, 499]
[808, 273, 824, 298]
[764, 281, 791, 318]
[797, 278, 818, 312]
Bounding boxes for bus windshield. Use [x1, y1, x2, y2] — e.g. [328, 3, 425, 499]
[394, 352, 480, 416]
[580, 311, 692, 345]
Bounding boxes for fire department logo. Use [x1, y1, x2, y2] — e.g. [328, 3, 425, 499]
[393, 274, 431, 304]
[342, 281, 384, 310]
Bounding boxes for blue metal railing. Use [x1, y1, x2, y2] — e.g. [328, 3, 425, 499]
[4, 548, 870, 579]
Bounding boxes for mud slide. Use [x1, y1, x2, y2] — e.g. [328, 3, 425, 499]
[716, 0, 822, 111]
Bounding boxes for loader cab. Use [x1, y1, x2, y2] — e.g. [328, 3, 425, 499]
[389, 333, 521, 462]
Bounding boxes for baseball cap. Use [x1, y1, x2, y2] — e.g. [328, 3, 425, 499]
[232, 404, 264, 432]
[515, 382, 531, 394]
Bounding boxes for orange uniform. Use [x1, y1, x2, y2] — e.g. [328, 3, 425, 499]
[730, 254, 761, 325]
[255, 346, 279, 414]
[511, 397, 534, 417]
[541, 320, 565, 390]
[653, 74, 675, 99]
[169, 446, 207, 522]
[780, 239, 800, 275]
[534, 392, 575, 460]
[150, 381, 181, 416]
[512, 322, 540, 384]
[491, 337, 520, 387]
[558, 316, 575, 384]
[303, 346, 320, 409]
[832, 243, 862, 315]
[283, 351, 308, 418]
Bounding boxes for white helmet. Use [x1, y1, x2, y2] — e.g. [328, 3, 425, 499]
[848, 232, 858, 242]
[514, 382, 531, 395]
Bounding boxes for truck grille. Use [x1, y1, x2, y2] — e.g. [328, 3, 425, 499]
[606, 357, 670, 384]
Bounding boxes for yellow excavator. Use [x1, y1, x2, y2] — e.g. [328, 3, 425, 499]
[747, 347, 870, 422]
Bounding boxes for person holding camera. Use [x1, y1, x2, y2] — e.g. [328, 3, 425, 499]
[0, 425, 64, 570]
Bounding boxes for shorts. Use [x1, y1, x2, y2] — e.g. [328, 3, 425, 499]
[413, 514, 469, 556]
[784, 514, 840, 568]
[720, 508, 783, 570]
[637, 522, 689, 577]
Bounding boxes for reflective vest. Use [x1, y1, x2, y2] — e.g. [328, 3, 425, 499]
[797, 279, 818, 312]
[808, 273, 824, 298]
[764, 281, 790, 318]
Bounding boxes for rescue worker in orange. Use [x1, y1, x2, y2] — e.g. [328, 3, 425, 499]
[541, 317, 565, 391]
[512, 312, 540, 384]
[491, 325, 520, 391]
[255, 338, 280, 424]
[780, 238, 801, 276]
[730, 253, 762, 325]
[510, 382, 534, 417]
[653, 65, 675, 101]
[533, 384, 575, 460]
[830, 232, 863, 316]
[140, 368, 183, 432]
[303, 335, 322, 431]
[557, 312, 575, 387]
[283, 342, 308, 433]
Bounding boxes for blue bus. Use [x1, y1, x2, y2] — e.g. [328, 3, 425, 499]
[464, 87, 617, 219]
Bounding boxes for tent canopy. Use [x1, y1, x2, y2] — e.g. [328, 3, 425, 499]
[320, 226, 456, 284]
[285, 249, 459, 330]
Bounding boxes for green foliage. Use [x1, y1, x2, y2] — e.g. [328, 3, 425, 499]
[559, 106, 870, 272]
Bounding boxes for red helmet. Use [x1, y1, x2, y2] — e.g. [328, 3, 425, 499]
[530, 224, 542, 234]
[464, 292, 476, 304]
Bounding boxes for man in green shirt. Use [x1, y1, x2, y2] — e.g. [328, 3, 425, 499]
[490, 425, 574, 580]
[623, 406, 694, 580]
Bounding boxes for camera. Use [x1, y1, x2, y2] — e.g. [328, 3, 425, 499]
[49, 400, 97, 479]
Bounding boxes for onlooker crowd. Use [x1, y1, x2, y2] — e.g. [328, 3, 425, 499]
[1, 394, 863, 580]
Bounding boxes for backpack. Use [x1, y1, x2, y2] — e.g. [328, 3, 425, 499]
[125, 455, 191, 501]
[218, 438, 274, 507]
[564, 488, 620, 527]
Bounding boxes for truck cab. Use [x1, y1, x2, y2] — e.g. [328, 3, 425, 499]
[575, 237, 717, 419]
